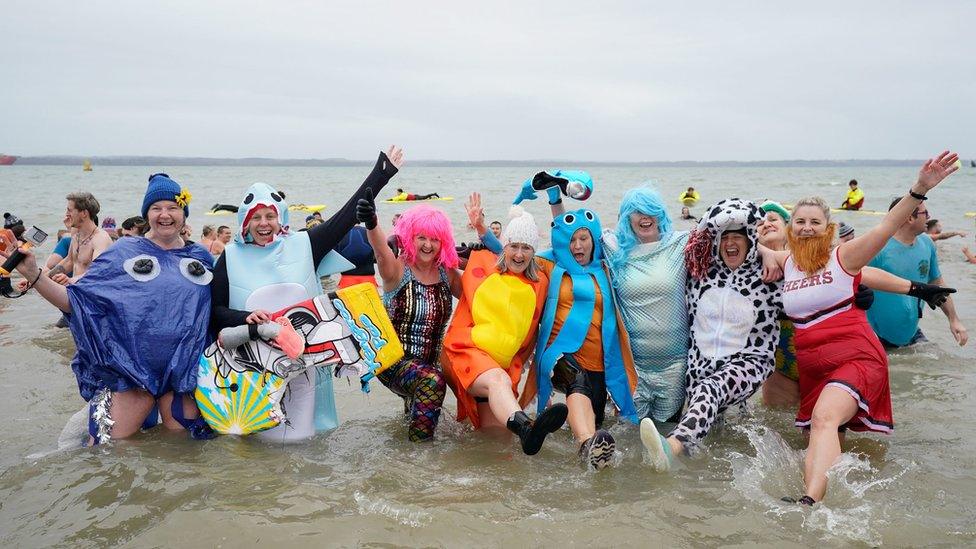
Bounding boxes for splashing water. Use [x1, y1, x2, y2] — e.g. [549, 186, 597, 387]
[727, 422, 909, 546]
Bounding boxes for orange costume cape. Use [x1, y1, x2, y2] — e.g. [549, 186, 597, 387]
[441, 250, 549, 429]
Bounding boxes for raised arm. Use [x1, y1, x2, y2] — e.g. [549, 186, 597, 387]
[358, 189, 404, 291]
[308, 146, 403, 266]
[839, 151, 959, 273]
[462, 192, 502, 255]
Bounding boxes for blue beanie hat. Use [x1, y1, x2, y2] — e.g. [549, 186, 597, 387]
[142, 173, 190, 219]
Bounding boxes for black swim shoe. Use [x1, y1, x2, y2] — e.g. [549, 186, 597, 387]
[781, 495, 816, 506]
[579, 429, 616, 470]
[507, 404, 568, 456]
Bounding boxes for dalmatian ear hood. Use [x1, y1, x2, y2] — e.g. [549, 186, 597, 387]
[685, 198, 764, 280]
[236, 183, 290, 245]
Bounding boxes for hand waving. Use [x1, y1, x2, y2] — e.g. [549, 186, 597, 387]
[465, 192, 486, 233]
[386, 145, 405, 169]
[915, 151, 959, 192]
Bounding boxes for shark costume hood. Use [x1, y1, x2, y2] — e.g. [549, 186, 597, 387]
[224, 182, 352, 311]
[534, 208, 637, 423]
[235, 182, 290, 245]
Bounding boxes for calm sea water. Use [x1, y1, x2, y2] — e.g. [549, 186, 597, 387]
[1, 163, 974, 547]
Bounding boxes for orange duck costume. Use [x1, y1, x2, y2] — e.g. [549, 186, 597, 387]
[441, 249, 549, 428]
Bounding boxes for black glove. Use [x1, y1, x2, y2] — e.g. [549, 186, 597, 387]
[531, 171, 566, 191]
[907, 281, 956, 310]
[455, 241, 486, 259]
[356, 188, 377, 230]
[853, 283, 874, 310]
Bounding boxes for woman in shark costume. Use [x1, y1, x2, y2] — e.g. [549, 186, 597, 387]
[3, 174, 214, 443]
[603, 187, 689, 425]
[210, 146, 403, 442]
[641, 198, 781, 470]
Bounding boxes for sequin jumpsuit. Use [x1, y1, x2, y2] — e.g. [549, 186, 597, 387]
[381, 266, 453, 441]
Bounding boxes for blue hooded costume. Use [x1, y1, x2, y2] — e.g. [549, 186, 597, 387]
[533, 208, 638, 423]
[67, 173, 214, 442]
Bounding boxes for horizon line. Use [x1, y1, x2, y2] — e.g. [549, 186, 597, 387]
[2, 154, 960, 168]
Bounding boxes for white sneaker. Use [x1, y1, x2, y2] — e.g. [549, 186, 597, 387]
[640, 417, 673, 472]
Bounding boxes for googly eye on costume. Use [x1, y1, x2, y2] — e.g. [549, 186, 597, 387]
[243, 193, 254, 205]
[584, 211, 595, 221]
[123, 254, 161, 282]
[271, 192, 283, 202]
[179, 258, 213, 285]
[562, 214, 575, 225]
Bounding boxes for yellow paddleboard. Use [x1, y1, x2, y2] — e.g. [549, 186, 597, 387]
[206, 204, 325, 216]
[382, 197, 454, 204]
[965, 212, 975, 218]
[289, 203, 326, 213]
[783, 203, 886, 216]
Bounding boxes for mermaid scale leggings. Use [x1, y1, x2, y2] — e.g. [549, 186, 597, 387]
[378, 358, 446, 442]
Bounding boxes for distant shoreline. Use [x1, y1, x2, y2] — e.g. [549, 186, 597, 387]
[5, 156, 934, 168]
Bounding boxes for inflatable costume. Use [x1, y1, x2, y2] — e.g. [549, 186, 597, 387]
[210, 151, 398, 442]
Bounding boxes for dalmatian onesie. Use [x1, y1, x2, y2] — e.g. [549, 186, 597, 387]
[671, 198, 781, 452]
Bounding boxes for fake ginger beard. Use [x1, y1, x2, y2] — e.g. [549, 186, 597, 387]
[786, 222, 837, 275]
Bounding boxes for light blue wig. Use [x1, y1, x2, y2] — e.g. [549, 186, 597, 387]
[611, 186, 673, 272]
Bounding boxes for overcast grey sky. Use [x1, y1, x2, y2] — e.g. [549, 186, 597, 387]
[2, 1, 973, 161]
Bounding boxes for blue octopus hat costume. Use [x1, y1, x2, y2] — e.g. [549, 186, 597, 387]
[68, 173, 215, 442]
[534, 207, 638, 423]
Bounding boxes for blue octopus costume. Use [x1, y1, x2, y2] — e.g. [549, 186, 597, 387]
[67, 174, 214, 442]
[533, 207, 638, 423]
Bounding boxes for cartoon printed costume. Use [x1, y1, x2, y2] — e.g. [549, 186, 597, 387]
[209, 151, 398, 442]
[675, 199, 781, 452]
[521, 208, 638, 424]
[68, 174, 214, 443]
[604, 223, 690, 423]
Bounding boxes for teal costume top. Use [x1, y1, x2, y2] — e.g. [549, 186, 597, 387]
[867, 234, 941, 346]
[223, 183, 354, 433]
[604, 230, 689, 422]
[534, 208, 637, 423]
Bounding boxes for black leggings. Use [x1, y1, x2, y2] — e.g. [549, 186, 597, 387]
[551, 355, 608, 427]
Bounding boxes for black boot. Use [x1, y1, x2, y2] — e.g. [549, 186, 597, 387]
[507, 404, 568, 455]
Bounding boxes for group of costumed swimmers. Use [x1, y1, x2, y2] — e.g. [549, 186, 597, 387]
[2, 147, 963, 506]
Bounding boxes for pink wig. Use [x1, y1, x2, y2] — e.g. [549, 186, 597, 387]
[393, 205, 459, 269]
